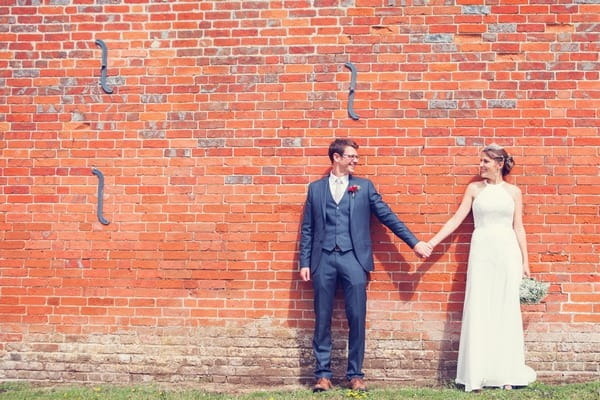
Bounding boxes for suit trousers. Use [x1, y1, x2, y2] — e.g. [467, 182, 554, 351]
[312, 248, 367, 380]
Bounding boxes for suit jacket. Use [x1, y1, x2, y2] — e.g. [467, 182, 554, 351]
[299, 175, 419, 272]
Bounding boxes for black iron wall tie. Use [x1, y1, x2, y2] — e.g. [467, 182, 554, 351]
[95, 39, 113, 94]
[92, 168, 110, 225]
[344, 62, 360, 120]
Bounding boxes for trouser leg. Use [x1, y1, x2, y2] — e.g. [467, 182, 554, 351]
[311, 251, 337, 379]
[338, 251, 367, 380]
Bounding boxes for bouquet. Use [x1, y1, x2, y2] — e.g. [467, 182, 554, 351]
[519, 277, 549, 305]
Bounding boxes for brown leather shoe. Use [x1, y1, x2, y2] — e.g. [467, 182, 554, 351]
[348, 377, 367, 391]
[313, 377, 333, 392]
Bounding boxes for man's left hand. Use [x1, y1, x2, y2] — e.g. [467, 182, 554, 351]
[413, 241, 432, 259]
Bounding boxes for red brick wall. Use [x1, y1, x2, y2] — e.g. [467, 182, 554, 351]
[1, 0, 598, 387]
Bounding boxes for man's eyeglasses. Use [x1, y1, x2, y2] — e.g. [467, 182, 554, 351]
[342, 154, 360, 161]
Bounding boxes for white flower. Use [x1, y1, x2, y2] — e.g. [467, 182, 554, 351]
[519, 277, 549, 305]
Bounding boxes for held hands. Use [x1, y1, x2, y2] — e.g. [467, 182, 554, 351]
[413, 241, 433, 259]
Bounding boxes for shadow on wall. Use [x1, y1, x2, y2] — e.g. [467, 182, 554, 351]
[290, 221, 314, 385]
[373, 214, 471, 384]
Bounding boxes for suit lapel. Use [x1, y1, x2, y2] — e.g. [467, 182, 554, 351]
[348, 175, 355, 217]
[319, 177, 328, 224]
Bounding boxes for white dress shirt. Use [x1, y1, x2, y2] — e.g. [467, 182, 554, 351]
[329, 173, 348, 204]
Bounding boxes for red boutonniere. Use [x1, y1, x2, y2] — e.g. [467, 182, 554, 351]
[348, 185, 360, 197]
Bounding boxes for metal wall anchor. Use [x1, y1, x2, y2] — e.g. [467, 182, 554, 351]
[344, 62, 360, 120]
[92, 168, 110, 225]
[95, 39, 113, 94]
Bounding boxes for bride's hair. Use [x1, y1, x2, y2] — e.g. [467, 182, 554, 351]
[483, 143, 515, 176]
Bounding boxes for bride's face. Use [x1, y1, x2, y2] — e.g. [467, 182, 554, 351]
[479, 152, 501, 179]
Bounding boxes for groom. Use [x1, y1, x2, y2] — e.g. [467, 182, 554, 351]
[299, 138, 432, 392]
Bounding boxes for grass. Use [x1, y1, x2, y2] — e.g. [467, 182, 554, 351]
[0, 381, 599, 400]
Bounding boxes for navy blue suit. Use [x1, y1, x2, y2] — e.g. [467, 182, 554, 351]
[300, 175, 419, 380]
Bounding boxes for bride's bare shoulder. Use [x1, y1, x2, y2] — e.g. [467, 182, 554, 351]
[466, 180, 486, 198]
[467, 180, 485, 190]
[503, 181, 522, 195]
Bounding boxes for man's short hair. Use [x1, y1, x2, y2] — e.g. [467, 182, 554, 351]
[328, 138, 359, 163]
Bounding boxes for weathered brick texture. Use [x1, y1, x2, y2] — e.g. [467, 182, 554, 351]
[1, 0, 598, 387]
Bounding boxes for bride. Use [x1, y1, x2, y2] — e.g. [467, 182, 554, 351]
[427, 144, 537, 392]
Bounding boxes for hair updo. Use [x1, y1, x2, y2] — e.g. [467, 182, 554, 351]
[483, 143, 514, 176]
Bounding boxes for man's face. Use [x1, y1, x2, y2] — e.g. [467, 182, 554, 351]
[334, 146, 359, 175]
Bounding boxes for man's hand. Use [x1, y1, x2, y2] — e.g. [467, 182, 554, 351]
[300, 267, 311, 281]
[413, 241, 432, 259]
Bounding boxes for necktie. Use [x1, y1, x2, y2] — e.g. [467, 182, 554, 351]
[334, 178, 344, 204]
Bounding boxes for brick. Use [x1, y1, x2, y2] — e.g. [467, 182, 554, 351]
[0, 0, 598, 388]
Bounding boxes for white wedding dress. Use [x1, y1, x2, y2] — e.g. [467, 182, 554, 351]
[455, 181, 536, 392]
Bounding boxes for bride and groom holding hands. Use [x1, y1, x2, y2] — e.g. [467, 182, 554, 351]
[299, 138, 536, 393]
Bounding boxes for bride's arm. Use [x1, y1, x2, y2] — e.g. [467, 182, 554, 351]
[428, 182, 477, 249]
[512, 186, 530, 277]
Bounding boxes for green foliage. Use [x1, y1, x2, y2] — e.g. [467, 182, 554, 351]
[0, 381, 598, 400]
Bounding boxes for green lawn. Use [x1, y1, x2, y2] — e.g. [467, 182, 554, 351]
[1, 381, 599, 400]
